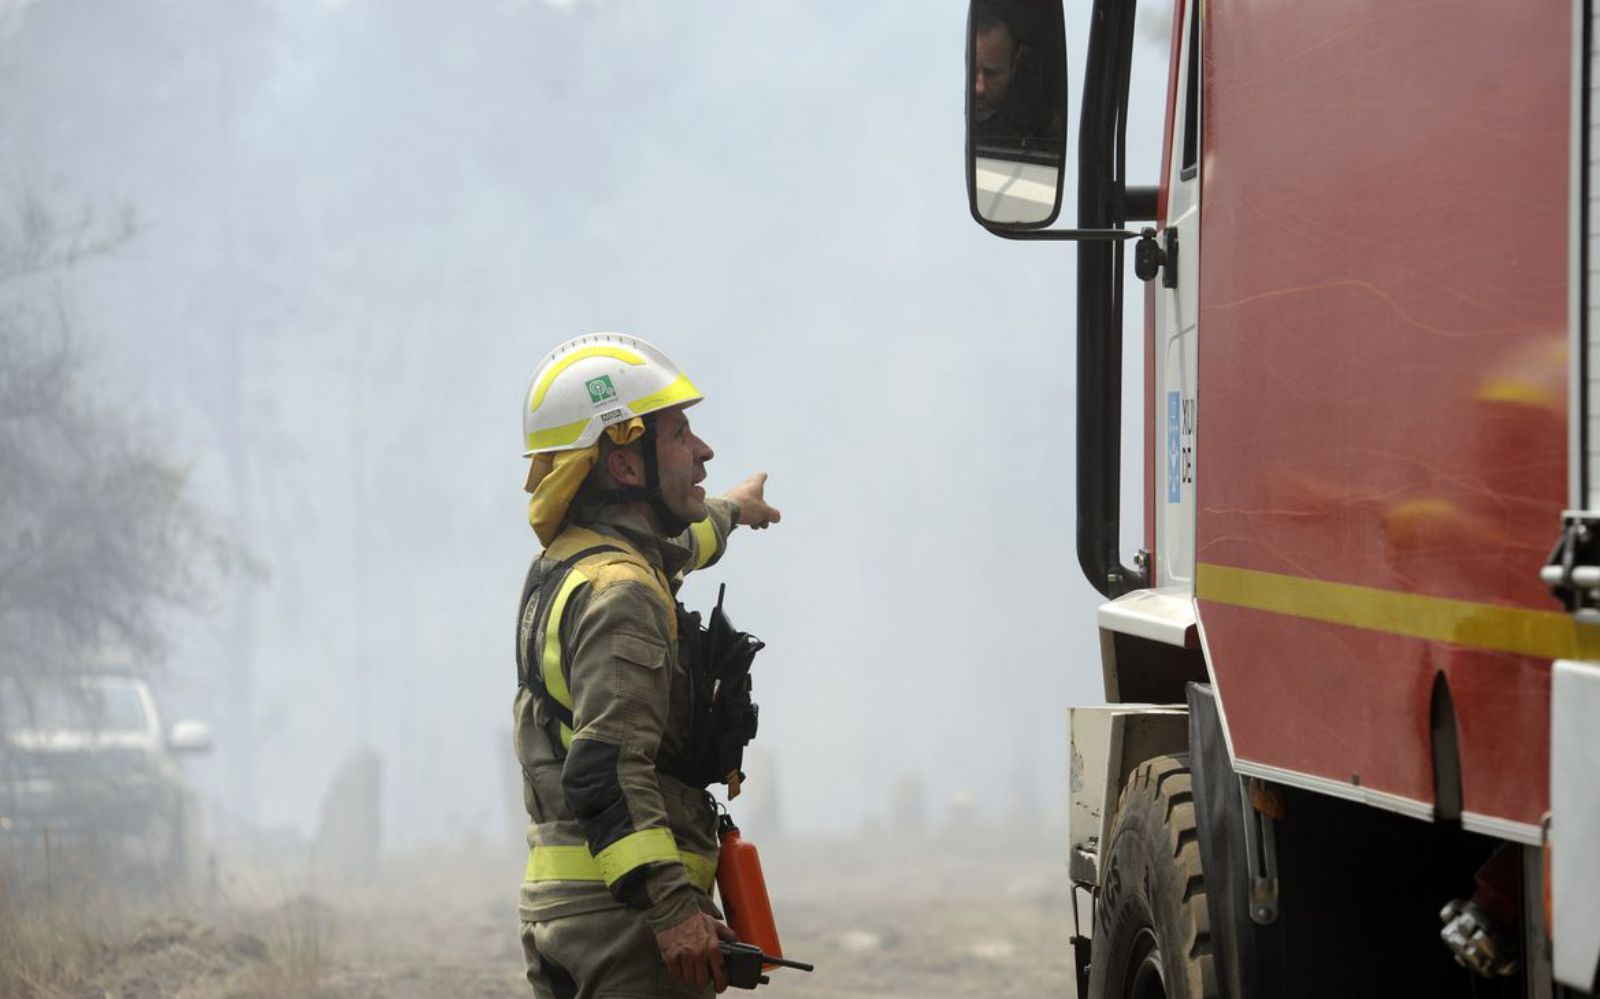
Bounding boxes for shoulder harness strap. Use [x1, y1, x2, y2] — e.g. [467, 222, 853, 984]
[560, 527, 677, 632]
[518, 543, 620, 753]
[517, 528, 679, 755]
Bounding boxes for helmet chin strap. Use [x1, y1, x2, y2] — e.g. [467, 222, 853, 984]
[598, 414, 691, 537]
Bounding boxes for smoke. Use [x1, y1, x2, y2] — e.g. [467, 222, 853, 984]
[0, 0, 1172, 849]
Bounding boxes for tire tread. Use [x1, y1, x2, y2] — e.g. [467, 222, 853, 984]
[1090, 753, 1220, 999]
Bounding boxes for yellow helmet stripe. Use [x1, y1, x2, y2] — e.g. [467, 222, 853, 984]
[625, 372, 702, 416]
[524, 415, 592, 453]
[528, 346, 647, 415]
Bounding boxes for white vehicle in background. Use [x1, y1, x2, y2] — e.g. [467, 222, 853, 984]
[0, 673, 211, 885]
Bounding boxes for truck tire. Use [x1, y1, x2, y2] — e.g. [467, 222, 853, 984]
[1088, 754, 1218, 999]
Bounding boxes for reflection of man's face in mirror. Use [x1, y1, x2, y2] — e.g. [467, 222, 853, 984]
[973, 21, 1020, 123]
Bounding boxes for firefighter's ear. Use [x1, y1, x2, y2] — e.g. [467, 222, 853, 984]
[604, 440, 646, 488]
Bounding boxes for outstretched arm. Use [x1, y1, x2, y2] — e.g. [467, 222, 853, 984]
[723, 472, 782, 530]
[680, 473, 782, 576]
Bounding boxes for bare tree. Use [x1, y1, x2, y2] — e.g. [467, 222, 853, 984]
[0, 196, 236, 691]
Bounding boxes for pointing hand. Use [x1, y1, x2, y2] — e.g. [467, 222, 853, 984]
[725, 472, 782, 530]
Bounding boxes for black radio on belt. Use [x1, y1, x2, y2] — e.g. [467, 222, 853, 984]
[665, 584, 763, 793]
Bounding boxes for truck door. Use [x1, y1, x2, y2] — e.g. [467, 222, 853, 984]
[1151, 0, 1200, 591]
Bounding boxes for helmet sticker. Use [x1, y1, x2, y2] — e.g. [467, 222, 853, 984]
[586, 375, 618, 406]
[598, 407, 628, 425]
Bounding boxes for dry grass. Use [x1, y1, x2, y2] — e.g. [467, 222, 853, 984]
[232, 894, 336, 997]
[0, 843, 126, 998]
[0, 834, 337, 998]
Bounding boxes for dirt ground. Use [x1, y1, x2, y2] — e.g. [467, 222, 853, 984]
[3, 824, 1082, 998]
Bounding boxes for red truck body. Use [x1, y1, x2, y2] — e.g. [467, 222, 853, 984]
[1189, 0, 1569, 839]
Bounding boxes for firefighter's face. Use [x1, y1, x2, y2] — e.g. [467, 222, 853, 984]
[974, 24, 1019, 122]
[651, 406, 714, 525]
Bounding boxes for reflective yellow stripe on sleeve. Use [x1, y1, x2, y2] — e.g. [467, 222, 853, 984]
[541, 568, 589, 750]
[679, 850, 717, 890]
[595, 827, 679, 884]
[524, 839, 717, 893]
[689, 516, 720, 570]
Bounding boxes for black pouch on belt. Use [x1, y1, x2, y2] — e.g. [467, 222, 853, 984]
[663, 584, 764, 791]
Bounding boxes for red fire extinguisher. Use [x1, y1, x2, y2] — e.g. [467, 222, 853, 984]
[715, 814, 783, 964]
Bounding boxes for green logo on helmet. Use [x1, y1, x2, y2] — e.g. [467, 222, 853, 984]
[585, 375, 617, 405]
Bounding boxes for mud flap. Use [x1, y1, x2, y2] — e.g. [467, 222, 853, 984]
[1186, 682, 1285, 999]
[1072, 933, 1091, 998]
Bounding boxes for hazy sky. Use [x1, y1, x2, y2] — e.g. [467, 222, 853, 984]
[0, 0, 1173, 847]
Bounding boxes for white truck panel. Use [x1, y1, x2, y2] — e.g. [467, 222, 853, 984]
[1551, 658, 1600, 992]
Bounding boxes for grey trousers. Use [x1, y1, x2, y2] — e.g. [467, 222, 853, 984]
[521, 908, 713, 999]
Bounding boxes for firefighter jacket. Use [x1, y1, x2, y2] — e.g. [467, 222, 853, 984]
[515, 497, 740, 934]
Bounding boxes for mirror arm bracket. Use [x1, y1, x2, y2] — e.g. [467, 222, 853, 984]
[1124, 185, 1159, 222]
[980, 225, 1138, 242]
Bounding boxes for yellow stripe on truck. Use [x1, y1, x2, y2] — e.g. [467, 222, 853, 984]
[1196, 562, 1600, 660]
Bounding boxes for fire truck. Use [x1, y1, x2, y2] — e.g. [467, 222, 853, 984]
[965, 1, 1600, 996]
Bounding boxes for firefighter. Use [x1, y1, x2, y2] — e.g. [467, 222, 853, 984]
[514, 333, 781, 997]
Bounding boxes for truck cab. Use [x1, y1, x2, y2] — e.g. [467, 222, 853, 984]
[963, 1, 1600, 996]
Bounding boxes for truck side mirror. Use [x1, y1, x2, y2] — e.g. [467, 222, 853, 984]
[168, 719, 212, 753]
[966, 0, 1068, 228]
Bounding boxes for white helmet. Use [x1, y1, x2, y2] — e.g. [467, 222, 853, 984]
[521, 333, 703, 456]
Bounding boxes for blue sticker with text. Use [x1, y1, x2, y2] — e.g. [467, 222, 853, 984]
[1167, 391, 1181, 503]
